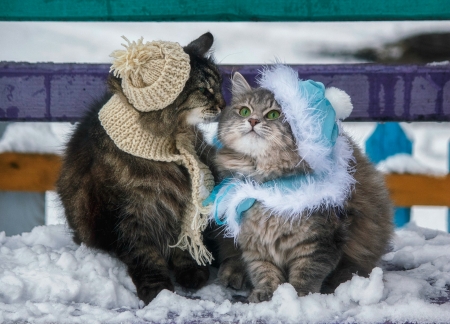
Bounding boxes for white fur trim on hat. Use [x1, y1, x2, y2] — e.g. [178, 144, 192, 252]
[258, 64, 332, 173]
[258, 64, 354, 174]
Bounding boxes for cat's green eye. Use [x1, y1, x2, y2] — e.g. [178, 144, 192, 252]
[198, 87, 206, 94]
[239, 107, 251, 117]
[266, 110, 281, 120]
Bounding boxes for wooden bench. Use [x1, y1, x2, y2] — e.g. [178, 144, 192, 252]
[1, 0, 450, 227]
[1, 62, 450, 206]
[2, 152, 450, 208]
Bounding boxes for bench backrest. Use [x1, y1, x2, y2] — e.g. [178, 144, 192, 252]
[1, 0, 449, 224]
[3, 0, 450, 21]
[1, 62, 450, 122]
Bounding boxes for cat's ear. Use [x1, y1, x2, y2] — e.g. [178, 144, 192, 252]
[184, 32, 214, 57]
[231, 72, 251, 96]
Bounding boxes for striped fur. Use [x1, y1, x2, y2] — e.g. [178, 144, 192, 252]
[56, 33, 225, 305]
[214, 73, 393, 303]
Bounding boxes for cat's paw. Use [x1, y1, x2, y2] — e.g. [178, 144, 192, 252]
[137, 280, 174, 305]
[248, 288, 274, 303]
[218, 257, 248, 290]
[175, 265, 210, 289]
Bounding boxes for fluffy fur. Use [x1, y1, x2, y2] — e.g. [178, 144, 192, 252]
[258, 64, 337, 174]
[325, 87, 353, 120]
[213, 71, 394, 303]
[56, 33, 225, 305]
[213, 135, 356, 238]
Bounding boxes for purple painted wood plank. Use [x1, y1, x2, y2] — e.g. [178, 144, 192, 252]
[0, 62, 109, 121]
[1, 62, 449, 122]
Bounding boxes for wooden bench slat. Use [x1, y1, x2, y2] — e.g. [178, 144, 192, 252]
[1, 62, 450, 122]
[2, 0, 450, 21]
[1, 153, 449, 209]
[0, 153, 61, 192]
[386, 173, 450, 207]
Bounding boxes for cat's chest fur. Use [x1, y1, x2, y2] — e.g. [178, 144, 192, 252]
[237, 204, 332, 267]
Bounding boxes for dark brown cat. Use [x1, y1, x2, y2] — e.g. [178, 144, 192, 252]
[56, 33, 225, 305]
[211, 70, 394, 303]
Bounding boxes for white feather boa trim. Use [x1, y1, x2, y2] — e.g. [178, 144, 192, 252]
[213, 136, 356, 239]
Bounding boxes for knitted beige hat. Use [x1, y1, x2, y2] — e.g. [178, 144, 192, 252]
[110, 36, 191, 112]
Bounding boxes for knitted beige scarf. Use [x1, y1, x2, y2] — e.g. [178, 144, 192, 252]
[99, 94, 215, 265]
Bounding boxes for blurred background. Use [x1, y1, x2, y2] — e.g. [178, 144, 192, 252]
[0, 21, 449, 235]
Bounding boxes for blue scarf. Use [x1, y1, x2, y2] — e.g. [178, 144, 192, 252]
[203, 174, 318, 226]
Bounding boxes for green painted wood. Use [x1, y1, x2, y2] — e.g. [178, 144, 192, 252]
[2, 0, 450, 22]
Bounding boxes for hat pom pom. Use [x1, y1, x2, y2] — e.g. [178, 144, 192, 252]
[109, 36, 155, 79]
[325, 87, 353, 120]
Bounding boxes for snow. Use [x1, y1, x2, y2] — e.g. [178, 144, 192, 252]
[427, 61, 450, 66]
[377, 153, 446, 175]
[1, 224, 450, 323]
[0, 122, 74, 154]
[2, 21, 450, 64]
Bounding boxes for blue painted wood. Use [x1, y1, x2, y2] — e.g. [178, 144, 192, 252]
[366, 122, 413, 228]
[394, 208, 412, 229]
[1, 62, 450, 122]
[365, 123, 412, 164]
[3, 0, 450, 22]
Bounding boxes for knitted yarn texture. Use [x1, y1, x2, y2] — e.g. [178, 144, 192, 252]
[98, 36, 213, 265]
[110, 37, 191, 112]
[99, 94, 215, 265]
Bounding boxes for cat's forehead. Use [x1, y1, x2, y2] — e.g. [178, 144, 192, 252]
[185, 57, 222, 88]
[232, 88, 276, 106]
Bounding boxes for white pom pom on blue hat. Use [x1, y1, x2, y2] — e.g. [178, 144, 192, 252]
[325, 87, 353, 120]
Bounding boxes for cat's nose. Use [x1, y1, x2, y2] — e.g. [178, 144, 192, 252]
[248, 118, 260, 127]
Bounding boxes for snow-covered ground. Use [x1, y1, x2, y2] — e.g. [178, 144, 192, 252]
[1, 21, 450, 322]
[2, 223, 450, 323]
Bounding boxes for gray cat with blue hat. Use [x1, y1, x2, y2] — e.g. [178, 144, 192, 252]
[205, 64, 393, 302]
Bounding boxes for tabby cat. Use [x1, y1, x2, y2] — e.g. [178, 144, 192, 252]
[213, 71, 393, 303]
[56, 33, 225, 305]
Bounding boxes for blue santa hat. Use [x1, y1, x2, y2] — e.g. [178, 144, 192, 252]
[258, 64, 353, 174]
